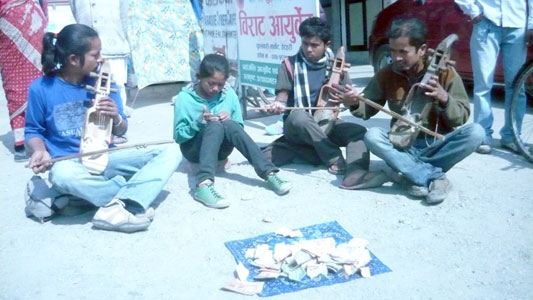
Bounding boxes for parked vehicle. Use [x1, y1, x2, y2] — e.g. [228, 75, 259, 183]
[368, 0, 532, 85]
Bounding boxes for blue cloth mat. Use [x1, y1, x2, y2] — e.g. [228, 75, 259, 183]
[225, 221, 391, 297]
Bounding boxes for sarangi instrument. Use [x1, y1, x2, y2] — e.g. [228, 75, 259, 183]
[386, 33, 458, 148]
[314, 46, 351, 134]
[79, 61, 115, 174]
[356, 34, 458, 149]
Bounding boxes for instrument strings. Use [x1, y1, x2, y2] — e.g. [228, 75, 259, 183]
[96, 72, 109, 129]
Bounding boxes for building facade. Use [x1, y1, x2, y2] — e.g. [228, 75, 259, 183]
[322, 0, 396, 64]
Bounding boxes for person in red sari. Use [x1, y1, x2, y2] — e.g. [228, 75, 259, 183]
[0, 0, 47, 161]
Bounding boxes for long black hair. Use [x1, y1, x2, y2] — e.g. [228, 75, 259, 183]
[41, 24, 99, 75]
[197, 54, 230, 80]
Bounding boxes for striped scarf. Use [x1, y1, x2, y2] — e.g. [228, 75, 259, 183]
[293, 47, 334, 114]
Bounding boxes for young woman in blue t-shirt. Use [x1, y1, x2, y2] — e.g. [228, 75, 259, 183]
[25, 24, 181, 233]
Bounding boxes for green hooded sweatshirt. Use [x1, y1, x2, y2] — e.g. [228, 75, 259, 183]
[173, 83, 244, 144]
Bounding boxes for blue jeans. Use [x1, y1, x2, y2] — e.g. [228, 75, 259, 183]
[470, 17, 527, 144]
[364, 124, 484, 187]
[49, 144, 181, 212]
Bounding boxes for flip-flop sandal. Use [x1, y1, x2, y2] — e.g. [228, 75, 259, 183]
[328, 158, 346, 175]
[339, 171, 390, 190]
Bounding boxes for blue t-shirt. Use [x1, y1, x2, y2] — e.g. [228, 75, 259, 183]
[25, 75, 126, 158]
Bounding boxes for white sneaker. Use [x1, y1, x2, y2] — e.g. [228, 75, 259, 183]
[136, 207, 155, 222]
[476, 144, 492, 154]
[92, 199, 151, 233]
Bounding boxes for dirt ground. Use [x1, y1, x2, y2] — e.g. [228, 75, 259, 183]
[1, 67, 532, 299]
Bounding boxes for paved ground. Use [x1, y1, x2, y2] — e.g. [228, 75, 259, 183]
[1, 66, 532, 299]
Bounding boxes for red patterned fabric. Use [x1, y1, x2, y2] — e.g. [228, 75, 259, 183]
[0, 0, 47, 146]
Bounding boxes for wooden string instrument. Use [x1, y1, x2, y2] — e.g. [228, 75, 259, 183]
[357, 96, 444, 140]
[355, 34, 459, 148]
[79, 61, 114, 174]
[388, 33, 458, 146]
[421, 34, 457, 85]
[400, 33, 458, 116]
[314, 46, 351, 134]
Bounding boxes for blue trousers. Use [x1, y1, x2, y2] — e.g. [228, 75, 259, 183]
[49, 144, 181, 211]
[364, 124, 484, 187]
[470, 18, 527, 144]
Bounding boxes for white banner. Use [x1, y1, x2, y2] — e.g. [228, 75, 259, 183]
[236, 0, 319, 89]
[201, 0, 239, 62]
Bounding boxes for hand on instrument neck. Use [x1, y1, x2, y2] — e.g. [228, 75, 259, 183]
[329, 83, 361, 108]
[420, 75, 449, 106]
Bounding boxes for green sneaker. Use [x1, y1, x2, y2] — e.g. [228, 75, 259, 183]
[193, 184, 230, 209]
[266, 173, 292, 195]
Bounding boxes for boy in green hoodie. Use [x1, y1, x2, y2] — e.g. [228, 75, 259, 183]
[173, 54, 292, 208]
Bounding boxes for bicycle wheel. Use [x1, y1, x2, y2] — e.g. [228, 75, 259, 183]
[510, 61, 533, 162]
[257, 88, 275, 105]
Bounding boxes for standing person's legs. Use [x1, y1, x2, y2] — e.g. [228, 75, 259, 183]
[470, 18, 501, 151]
[499, 26, 527, 148]
[107, 57, 129, 144]
[0, 16, 44, 160]
[107, 57, 129, 109]
[283, 110, 343, 167]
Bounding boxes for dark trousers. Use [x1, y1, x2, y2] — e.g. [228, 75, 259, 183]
[180, 120, 278, 184]
[265, 110, 369, 172]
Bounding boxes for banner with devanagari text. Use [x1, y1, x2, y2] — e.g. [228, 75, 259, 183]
[202, 0, 239, 62]
[236, 0, 319, 89]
